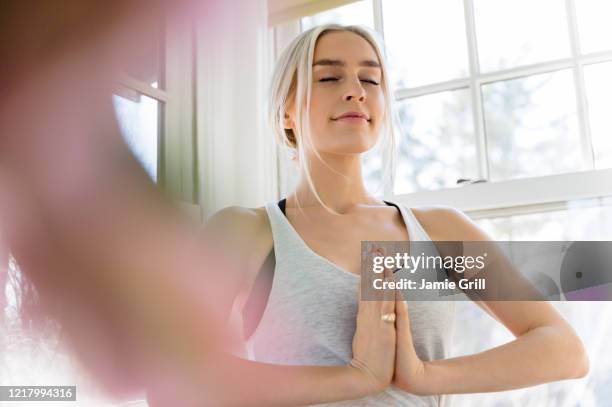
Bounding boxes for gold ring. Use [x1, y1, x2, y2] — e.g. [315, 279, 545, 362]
[381, 313, 396, 323]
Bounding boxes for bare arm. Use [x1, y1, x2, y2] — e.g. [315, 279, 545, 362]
[415, 305, 588, 395]
[394, 208, 589, 396]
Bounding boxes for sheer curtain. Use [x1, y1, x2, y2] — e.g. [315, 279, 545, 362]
[195, 0, 277, 213]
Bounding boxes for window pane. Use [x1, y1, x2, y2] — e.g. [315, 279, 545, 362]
[113, 91, 160, 181]
[362, 147, 385, 197]
[477, 197, 612, 240]
[382, 0, 469, 88]
[584, 61, 612, 170]
[483, 69, 582, 181]
[575, 0, 612, 54]
[394, 89, 478, 194]
[453, 298, 612, 405]
[474, 0, 570, 72]
[301, 0, 374, 31]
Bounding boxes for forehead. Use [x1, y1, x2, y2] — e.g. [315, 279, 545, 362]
[313, 31, 380, 66]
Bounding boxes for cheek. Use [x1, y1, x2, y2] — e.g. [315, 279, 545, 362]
[309, 87, 331, 111]
[308, 90, 333, 129]
[371, 89, 385, 114]
[370, 91, 385, 128]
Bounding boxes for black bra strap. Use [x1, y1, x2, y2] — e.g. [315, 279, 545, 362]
[279, 198, 395, 214]
[278, 198, 286, 215]
[383, 200, 399, 211]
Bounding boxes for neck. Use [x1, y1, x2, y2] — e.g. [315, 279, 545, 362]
[289, 152, 382, 212]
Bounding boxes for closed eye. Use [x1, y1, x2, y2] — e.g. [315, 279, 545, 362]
[362, 79, 380, 85]
[319, 77, 380, 85]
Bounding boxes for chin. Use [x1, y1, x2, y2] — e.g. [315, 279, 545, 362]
[326, 141, 377, 155]
[313, 130, 379, 155]
[343, 134, 378, 153]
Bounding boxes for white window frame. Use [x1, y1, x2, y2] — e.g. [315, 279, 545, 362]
[272, 0, 612, 217]
[164, 11, 198, 205]
[112, 13, 198, 206]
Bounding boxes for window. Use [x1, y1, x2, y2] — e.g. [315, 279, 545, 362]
[382, 0, 469, 88]
[456, 196, 612, 406]
[301, 0, 375, 30]
[452, 299, 612, 406]
[112, 22, 166, 183]
[394, 88, 477, 193]
[280, 0, 612, 210]
[113, 92, 161, 181]
[584, 61, 612, 169]
[482, 69, 583, 181]
[476, 196, 612, 241]
[574, 0, 612, 54]
[473, 0, 570, 72]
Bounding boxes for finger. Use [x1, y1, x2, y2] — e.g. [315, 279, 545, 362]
[380, 259, 396, 314]
[395, 289, 408, 319]
[395, 289, 410, 334]
[360, 244, 380, 303]
[358, 246, 378, 317]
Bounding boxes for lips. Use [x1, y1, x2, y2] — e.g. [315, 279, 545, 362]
[332, 111, 370, 121]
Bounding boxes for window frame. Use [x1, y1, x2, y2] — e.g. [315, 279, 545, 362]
[112, 13, 198, 205]
[272, 0, 612, 217]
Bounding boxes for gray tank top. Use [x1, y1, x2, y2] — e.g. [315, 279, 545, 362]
[248, 200, 456, 406]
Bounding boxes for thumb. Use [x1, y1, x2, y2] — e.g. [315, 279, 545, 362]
[395, 289, 420, 361]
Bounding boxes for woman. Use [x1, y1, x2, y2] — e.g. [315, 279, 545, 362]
[207, 24, 589, 405]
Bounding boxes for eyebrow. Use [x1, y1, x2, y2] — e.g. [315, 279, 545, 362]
[313, 58, 381, 68]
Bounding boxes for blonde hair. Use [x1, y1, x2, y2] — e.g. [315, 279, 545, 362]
[268, 24, 397, 214]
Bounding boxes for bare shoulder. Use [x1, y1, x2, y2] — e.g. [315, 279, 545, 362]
[206, 205, 268, 233]
[410, 205, 493, 241]
[204, 205, 273, 274]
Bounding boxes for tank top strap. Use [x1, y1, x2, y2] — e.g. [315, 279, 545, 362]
[384, 200, 431, 242]
[264, 201, 309, 261]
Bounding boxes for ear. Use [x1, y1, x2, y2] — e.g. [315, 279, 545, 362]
[283, 111, 294, 130]
[283, 93, 297, 129]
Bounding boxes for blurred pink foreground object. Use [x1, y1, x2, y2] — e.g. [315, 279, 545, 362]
[1, 3, 377, 406]
[0, 1, 247, 404]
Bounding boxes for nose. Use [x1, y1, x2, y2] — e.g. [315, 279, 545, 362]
[343, 77, 366, 102]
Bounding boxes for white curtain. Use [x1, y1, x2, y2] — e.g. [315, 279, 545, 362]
[195, 0, 278, 213]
